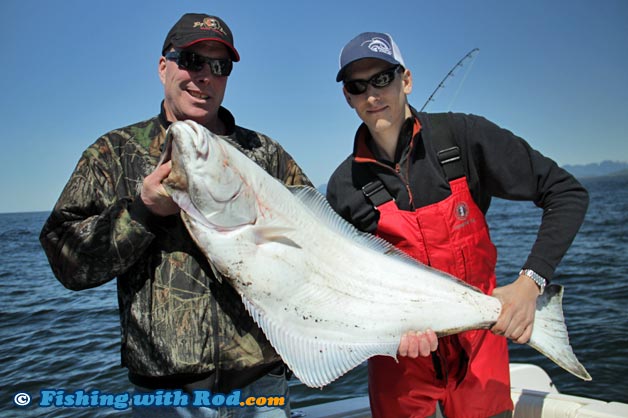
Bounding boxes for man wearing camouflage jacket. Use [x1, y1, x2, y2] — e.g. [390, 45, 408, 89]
[39, 13, 310, 418]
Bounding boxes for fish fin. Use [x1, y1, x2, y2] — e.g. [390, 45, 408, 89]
[288, 186, 418, 264]
[241, 294, 398, 388]
[528, 284, 591, 381]
[251, 226, 301, 248]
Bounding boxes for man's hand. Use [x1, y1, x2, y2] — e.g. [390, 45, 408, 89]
[491, 274, 539, 344]
[397, 329, 438, 358]
[140, 162, 180, 217]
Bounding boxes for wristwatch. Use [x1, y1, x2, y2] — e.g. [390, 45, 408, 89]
[519, 269, 547, 295]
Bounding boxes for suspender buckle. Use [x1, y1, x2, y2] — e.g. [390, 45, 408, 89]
[437, 146, 461, 164]
[362, 181, 394, 207]
[437, 146, 465, 180]
[362, 181, 385, 198]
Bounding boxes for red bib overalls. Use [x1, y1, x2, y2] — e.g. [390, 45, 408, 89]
[368, 177, 513, 418]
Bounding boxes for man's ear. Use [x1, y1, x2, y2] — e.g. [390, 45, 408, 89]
[158, 56, 167, 85]
[343, 88, 354, 108]
[402, 68, 413, 95]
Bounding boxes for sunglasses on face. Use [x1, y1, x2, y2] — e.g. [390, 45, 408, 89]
[343, 65, 402, 95]
[165, 50, 233, 77]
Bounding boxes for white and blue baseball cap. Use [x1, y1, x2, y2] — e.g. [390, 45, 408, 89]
[336, 32, 405, 82]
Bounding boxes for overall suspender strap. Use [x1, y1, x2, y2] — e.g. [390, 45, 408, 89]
[362, 113, 466, 207]
[362, 180, 393, 207]
[429, 113, 465, 181]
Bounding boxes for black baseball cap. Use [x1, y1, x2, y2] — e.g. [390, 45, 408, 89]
[162, 13, 240, 62]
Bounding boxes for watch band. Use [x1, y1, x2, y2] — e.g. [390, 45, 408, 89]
[520, 269, 547, 295]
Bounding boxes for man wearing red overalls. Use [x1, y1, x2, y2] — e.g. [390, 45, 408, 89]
[326, 32, 589, 418]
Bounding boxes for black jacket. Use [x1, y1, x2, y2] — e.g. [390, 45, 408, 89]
[326, 109, 589, 281]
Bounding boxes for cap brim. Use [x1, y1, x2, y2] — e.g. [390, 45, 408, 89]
[336, 58, 360, 82]
[176, 38, 240, 62]
[336, 68, 346, 82]
[336, 56, 403, 82]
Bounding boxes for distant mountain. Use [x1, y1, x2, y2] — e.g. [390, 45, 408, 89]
[562, 160, 628, 179]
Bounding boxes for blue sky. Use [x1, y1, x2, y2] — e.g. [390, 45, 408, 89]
[1, 0, 626, 213]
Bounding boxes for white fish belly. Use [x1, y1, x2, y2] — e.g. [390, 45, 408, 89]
[192, 193, 501, 345]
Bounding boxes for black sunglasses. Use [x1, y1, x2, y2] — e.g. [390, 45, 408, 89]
[343, 65, 402, 95]
[165, 50, 233, 77]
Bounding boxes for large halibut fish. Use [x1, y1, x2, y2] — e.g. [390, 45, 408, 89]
[161, 120, 591, 388]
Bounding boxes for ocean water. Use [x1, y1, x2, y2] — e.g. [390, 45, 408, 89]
[1, 175, 627, 417]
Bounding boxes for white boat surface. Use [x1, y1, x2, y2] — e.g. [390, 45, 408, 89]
[291, 363, 628, 418]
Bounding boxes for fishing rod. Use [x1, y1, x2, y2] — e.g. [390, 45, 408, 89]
[419, 47, 480, 112]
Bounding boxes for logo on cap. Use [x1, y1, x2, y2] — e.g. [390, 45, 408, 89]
[194, 17, 227, 36]
[361, 37, 393, 56]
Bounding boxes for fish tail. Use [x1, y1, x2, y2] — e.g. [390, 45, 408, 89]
[527, 284, 592, 381]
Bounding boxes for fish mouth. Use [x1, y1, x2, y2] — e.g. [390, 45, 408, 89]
[160, 127, 188, 195]
[159, 120, 194, 165]
[159, 133, 173, 165]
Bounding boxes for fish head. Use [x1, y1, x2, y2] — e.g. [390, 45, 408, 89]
[162, 120, 258, 230]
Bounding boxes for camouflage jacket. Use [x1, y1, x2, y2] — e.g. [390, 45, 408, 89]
[40, 105, 312, 388]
